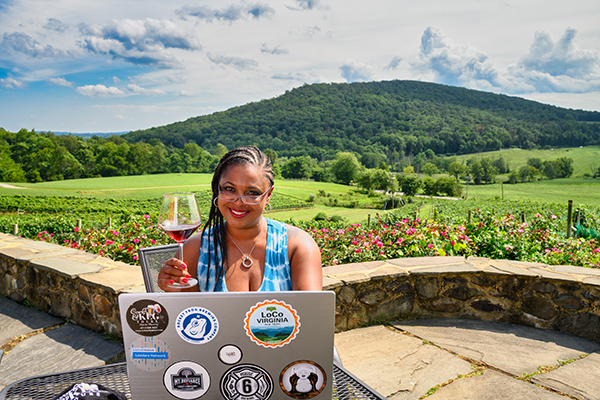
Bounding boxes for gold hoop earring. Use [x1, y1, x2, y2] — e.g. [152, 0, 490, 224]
[213, 197, 218, 207]
[265, 203, 272, 214]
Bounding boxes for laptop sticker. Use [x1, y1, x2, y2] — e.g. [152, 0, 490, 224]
[220, 364, 274, 400]
[176, 307, 219, 344]
[129, 336, 170, 372]
[163, 361, 210, 399]
[219, 344, 243, 365]
[279, 361, 327, 399]
[244, 300, 300, 348]
[126, 299, 169, 336]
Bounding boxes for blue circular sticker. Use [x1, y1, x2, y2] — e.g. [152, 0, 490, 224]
[176, 307, 219, 345]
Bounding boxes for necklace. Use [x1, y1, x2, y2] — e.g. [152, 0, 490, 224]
[226, 223, 264, 268]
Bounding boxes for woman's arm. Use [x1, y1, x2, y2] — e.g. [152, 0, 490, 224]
[287, 225, 323, 291]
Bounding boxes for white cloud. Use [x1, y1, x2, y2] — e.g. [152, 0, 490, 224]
[0, 77, 25, 89]
[508, 28, 600, 93]
[287, 0, 327, 10]
[79, 18, 201, 68]
[208, 53, 259, 70]
[126, 83, 166, 96]
[387, 56, 402, 70]
[76, 84, 125, 97]
[0, 31, 66, 58]
[43, 18, 68, 33]
[340, 60, 374, 83]
[261, 43, 289, 55]
[413, 26, 499, 89]
[176, 3, 275, 22]
[49, 77, 72, 87]
[179, 90, 194, 96]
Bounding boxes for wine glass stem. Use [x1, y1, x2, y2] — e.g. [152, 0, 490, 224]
[178, 242, 184, 261]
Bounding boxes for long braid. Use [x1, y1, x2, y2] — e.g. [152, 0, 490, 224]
[200, 146, 274, 291]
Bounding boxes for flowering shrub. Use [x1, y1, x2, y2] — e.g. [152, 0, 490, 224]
[3, 198, 600, 268]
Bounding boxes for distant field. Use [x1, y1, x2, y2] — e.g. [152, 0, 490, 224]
[0, 174, 383, 223]
[464, 178, 600, 207]
[452, 146, 600, 177]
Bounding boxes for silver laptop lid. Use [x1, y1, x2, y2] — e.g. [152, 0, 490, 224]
[118, 291, 335, 400]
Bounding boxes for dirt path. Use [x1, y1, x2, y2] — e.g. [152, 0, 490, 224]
[0, 183, 27, 189]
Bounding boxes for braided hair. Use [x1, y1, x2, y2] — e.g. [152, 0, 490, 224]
[201, 146, 274, 291]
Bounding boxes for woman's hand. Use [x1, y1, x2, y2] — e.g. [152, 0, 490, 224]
[157, 258, 194, 292]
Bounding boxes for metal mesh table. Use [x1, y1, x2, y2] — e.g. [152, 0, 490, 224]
[1, 361, 386, 400]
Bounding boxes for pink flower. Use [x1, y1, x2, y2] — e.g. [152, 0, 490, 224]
[550, 215, 557, 219]
[74, 226, 80, 232]
[450, 241, 455, 245]
[535, 213, 542, 218]
[355, 249, 362, 253]
[352, 241, 359, 245]
[150, 239, 157, 244]
[594, 248, 600, 253]
[143, 215, 150, 219]
[133, 239, 140, 243]
[427, 243, 434, 249]
[112, 231, 119, 235]
[105, 240, 114, 245]
[396, 238, 405, 244]
[133, 255, 139, 260]
[545, 249, 551, 253]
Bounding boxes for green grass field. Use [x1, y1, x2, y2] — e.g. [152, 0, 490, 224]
[464, 178, 600, 207]
[452, 146, 600, 177]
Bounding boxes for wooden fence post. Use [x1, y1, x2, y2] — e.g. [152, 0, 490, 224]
[13, 223, 18, 236]
[567, 200, 573, 238]
[367, 214, 371, 229]
[521, 211, 526, 223]
[468, 210, 472, 224]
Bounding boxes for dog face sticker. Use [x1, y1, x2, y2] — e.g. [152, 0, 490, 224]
[279, 361, 326, 399]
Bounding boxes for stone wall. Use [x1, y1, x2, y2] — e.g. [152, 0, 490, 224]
[3, 232, 600, 341]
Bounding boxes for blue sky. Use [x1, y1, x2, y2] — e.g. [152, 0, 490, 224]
[1, 0, 599, 133]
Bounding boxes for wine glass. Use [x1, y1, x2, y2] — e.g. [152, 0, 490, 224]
[158, 193, 202, 289]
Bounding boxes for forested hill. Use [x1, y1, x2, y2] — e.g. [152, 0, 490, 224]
[123, 80, 600, 161]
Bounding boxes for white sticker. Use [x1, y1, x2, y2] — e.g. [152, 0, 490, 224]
[219, 344, 243, 365]
[163, 361, 210, 399]
[176, 307, 219, 345]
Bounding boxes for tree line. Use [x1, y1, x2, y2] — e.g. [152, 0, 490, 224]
[0, 128, 219, 182]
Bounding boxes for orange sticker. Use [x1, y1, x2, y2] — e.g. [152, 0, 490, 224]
[244, 300, 300, 348]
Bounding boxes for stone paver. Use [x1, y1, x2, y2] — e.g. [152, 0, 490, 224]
[393, 319, 600, 376]
[532, 352, 600, 400]
[335, 325, 473, 399]
[426, 370, 565, 400]
[0, 324, 124, 387]
[0, 296, 63, 345]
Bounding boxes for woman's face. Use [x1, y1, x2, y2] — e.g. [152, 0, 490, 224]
[217, 163, 272, 229]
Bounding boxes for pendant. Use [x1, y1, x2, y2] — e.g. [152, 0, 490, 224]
[242, 256, 253, 268]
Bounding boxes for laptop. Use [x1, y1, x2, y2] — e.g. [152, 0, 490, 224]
[118, 291, 335, 400]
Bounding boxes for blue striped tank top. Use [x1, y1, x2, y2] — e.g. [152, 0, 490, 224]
[196, 218, 292, 292]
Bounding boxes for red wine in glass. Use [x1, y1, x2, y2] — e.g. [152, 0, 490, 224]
[158, 193, 202, 289]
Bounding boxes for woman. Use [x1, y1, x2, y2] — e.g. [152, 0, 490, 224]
[157, 146, 323, 292]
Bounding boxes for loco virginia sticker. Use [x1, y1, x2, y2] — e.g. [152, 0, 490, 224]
[163, 361, 210, 399]
[279, 361, 327, 399]
[129, 336, 170, 372]
[176, 307, 219, 344]
[126, 299, 169, 336]
[244, 300, 300, 348]
[220, 364, 273, 400]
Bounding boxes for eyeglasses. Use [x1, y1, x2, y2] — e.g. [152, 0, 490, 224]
[217, 186, 272, 205]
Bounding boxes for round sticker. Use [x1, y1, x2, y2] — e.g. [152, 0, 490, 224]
[244, 300, 300, 348]
[163, 361, 210, 399]
[219, 345, 243, 365]
[220, 364, 273, 400]
[176, 307, 219, 345]
[129, 336, 170, 371]
[126, 299, 169, 336]
[279, 361, 327, 399]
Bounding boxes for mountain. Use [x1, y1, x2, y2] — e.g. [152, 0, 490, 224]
[122, 80, 600, 161]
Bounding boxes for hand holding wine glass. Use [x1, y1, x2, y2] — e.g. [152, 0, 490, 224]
[158, 193, 202, 289]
